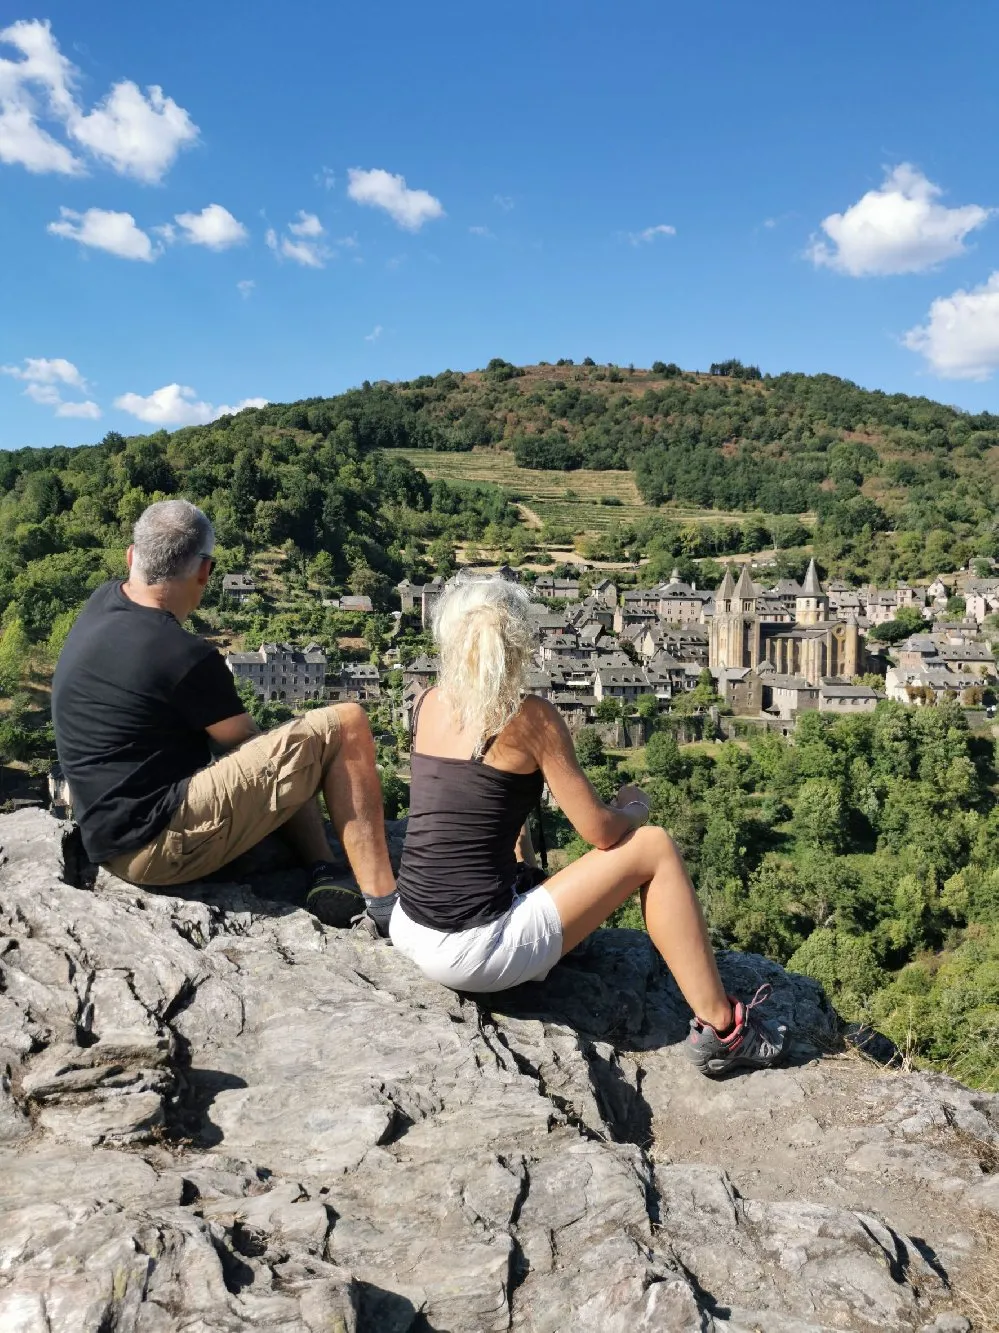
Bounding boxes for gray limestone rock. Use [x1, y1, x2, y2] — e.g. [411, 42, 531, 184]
[0, 806, 995, 1330]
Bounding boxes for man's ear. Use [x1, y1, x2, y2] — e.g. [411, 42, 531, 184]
[126, 545, 135, 571]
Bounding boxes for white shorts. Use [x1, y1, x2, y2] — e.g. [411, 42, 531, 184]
[389, 887, 564, 993]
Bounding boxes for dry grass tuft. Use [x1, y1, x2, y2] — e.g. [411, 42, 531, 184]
[955, 1210, 999, 1331]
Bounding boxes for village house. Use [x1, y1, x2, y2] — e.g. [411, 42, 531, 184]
[328, 595, 373, 613]
[656, 570, 712, 625]
[402, 654, 439, 692]
[221, 572, 256, 603]
[336, 663, 382, 702]
[818, 682, 880, 713]
[593, 666, 650, 703]
[534, 575, 581, 601]
[226, 642, 327, 703]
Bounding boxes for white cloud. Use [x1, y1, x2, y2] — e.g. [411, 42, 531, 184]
[0, 100, 80, 173]
[0, 19, 197, 183]
[2, 355, 99, 417]
[265, 213, 331, 267]
[808, 164, 992, 277]
[626, 224, 676, 246]
[48, 206, 157, 261]
[237, 279, 255, 298]
[364, 325, 383, 342]
[493, 194, 514, 212]
[469, 224, 495, 238]
[214, 396, 268, 416]
[1, 356, 86, 388]
[315, 165, 335, 190]
[56, 399, 101, 419]
[67, 80, 197, 183]
[280, 236, 329, 267]
[347, 167, 444, 231]
[114, 383, 266, 426]
[904, 271, 999, 380]
[24, 381, 61, 405]
[288, 210, 323, 237]
[172, 203, 247, 250]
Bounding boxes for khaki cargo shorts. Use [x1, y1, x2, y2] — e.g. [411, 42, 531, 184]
[104, 708, 342, 887]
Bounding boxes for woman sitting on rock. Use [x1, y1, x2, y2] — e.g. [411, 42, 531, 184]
[390, 576, 784, 1077]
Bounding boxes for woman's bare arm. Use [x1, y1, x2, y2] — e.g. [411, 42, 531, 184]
[520, 698, 649, 849]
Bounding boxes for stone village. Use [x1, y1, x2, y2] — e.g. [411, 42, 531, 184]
[223, 561, 999, 736]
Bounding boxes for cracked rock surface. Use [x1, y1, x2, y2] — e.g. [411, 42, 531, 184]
[0, 806, 996, 1331]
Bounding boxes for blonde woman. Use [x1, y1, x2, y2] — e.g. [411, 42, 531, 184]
[390, 576, 784, 1078]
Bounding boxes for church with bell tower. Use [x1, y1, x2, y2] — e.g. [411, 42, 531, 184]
[709, 559, 861, 686]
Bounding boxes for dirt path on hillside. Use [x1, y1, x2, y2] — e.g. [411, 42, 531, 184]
[516, 501, 543, 529]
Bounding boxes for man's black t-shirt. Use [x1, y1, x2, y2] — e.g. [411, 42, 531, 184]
[52, 581, 244, 864]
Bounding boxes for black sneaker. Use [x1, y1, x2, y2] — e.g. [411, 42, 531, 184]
[305, 865, 364, 928]
[685, 983, 786, 1078]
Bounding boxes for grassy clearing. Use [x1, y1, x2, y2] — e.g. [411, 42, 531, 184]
[396, 447, 783, 536]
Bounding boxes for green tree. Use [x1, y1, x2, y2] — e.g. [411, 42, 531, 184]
[574, 727, 605, 767]
[0, 618, 30, 696]
[645, 731, 683, 781]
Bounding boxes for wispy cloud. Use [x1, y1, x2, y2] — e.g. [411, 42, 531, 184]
[266, 214, 332, 268]
[2, 356, 100, 417]
[315, 165, 336, 190]
[364, 324, 383, 342]
[625, 223, 676, 246]
[237, 279, 255, 298]
[469, 224, 495, 239]
[493, 194, 514, 212]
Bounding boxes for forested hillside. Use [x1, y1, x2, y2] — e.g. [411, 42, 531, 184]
[261, 357, 999, 578]
[0, 414, 518, 643]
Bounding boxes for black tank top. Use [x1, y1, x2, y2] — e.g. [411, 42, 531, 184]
[396, 697, 544, 932]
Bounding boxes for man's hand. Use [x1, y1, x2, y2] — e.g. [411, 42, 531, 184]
[206, 712, 259, 752]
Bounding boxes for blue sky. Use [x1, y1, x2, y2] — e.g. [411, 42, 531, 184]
[3, 1, 999, 449]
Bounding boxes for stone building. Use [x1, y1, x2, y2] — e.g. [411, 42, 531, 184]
[221, 572, 256, 603]
[226, 643, 327, 702]
[709, 560, 861, 687]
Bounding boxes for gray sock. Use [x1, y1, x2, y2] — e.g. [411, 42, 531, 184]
[362, 889, 398, 936]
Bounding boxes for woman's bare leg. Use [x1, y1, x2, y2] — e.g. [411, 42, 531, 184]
[543, 825, 732, 1030]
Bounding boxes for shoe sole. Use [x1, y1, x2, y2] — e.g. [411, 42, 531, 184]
[306, 885, 364, 929]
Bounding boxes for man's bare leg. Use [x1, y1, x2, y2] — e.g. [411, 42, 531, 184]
[282, 798, 333, 866]
[321, 704, 395, 898]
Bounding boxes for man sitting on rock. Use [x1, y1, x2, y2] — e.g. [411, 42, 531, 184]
[52, 499, 398, 932]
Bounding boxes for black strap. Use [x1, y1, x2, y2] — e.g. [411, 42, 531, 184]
[534, 793, 548, 872]
[410, 688, 431, 751]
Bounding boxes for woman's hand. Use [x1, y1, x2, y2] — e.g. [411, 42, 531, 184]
[613, 784, 650, 827]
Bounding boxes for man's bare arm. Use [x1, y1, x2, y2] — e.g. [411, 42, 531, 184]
[206, 712, 260, 751]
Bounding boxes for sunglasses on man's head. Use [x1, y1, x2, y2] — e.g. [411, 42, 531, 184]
[200, 554, 216, 575]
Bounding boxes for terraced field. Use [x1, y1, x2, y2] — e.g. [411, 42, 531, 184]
[397, 447, 770, 535]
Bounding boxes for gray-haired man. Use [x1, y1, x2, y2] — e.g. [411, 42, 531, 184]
[52, 499, 398, 931]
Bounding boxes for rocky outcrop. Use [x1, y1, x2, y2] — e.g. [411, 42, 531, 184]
[1, 806, 996, 1332]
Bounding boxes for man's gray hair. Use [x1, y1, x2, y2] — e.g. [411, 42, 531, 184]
[132, 500, 215, 584]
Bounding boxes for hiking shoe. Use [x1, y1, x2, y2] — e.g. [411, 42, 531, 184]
[685, 984, 786, 1078]
[305, 866, 364, 928]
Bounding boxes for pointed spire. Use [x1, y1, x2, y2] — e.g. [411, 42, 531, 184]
[801, 558, 823, 597]
[669, 567, 681, 585]
[734, 563, 756, 600]
[717, 567, 736, 599]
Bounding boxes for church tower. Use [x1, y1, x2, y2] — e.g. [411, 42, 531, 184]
[710, 564, 759, 670]
[796, 559, 828, 626]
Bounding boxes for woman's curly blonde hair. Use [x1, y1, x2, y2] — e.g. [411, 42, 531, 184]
[433, 575, 536, 752]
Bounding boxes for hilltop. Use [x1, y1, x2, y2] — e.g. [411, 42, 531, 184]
[4, 358, 999, 596]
